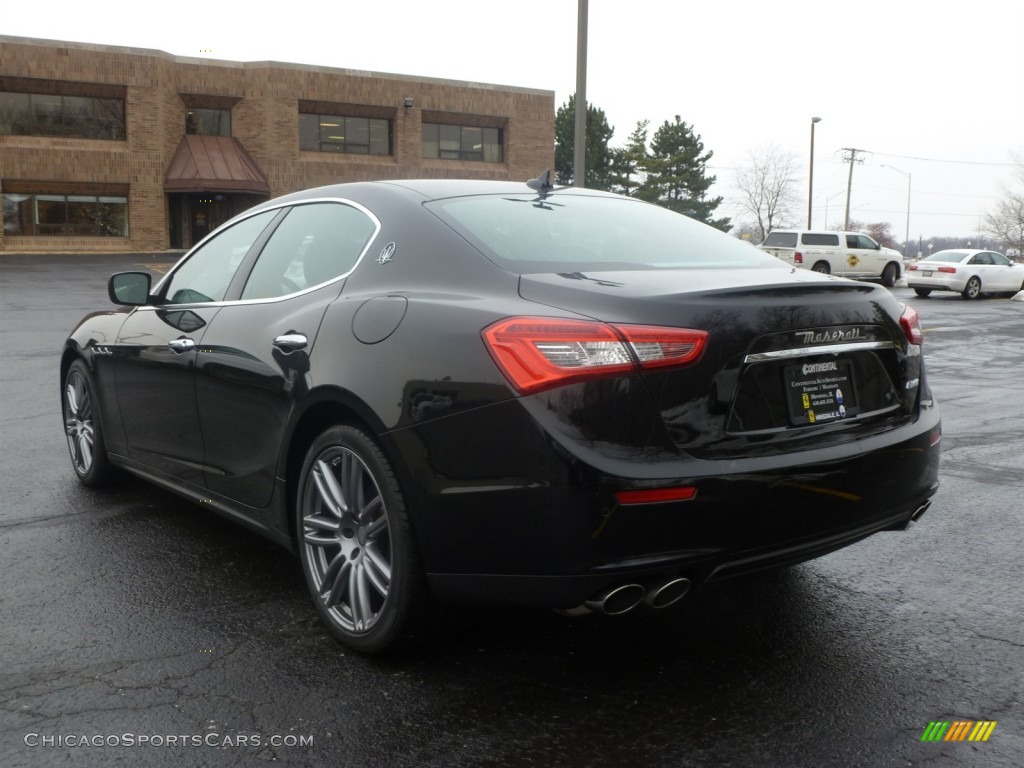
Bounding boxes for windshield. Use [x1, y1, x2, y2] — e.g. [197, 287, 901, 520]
[426, 193, 779, 273]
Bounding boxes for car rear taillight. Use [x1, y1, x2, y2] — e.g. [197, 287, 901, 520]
[937, 266, 957, 273]
[900, 304, 923, 346]
[794, 251, 804, 264]
[907, 263, 919, 271]
[482, 317, 708, 394]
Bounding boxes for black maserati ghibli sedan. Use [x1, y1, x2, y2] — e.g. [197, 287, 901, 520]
[62, 175, 941, 652]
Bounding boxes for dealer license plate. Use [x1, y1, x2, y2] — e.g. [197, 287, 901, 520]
[784, 359, 859, 426]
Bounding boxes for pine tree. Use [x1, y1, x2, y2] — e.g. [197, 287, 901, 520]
[638, 116, 730, 231]
[553, 95, 615, 190]
[608, 120, 649, 197]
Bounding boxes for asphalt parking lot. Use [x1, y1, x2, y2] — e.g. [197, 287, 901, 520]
[2, 254, 1023, 768]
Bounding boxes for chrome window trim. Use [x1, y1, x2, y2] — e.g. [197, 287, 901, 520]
[152, 197, 381, 307]
[743, 341, 895, 363]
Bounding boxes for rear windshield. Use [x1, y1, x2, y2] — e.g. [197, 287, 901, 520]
[425, 193, 777, 273]
[921, 250, 968, 263]
[762, 232, 798, 248]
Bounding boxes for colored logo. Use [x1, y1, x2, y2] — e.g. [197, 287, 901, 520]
[920, 721, 996, 742]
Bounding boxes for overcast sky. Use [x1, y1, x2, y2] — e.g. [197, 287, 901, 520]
[5, 0, 1023, 245]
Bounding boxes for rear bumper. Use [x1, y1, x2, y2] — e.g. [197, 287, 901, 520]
[388, 395, 942, 609]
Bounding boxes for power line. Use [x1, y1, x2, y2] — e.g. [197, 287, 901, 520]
[869, 151, 1023, 168]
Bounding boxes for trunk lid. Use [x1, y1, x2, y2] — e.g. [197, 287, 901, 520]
[519, 268, 922, 458]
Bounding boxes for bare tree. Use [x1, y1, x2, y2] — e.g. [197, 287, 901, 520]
[734, 143, 800, 242]
[985, 151, 1024, 260]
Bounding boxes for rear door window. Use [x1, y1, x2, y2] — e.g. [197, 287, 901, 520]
[241, 202, 378, 300]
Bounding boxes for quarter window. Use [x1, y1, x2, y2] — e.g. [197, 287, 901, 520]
[162, 210, 278, 305]
[422, 123, 503, 162]
[241, 202, 377, 300]
[299, 113, 391, 155]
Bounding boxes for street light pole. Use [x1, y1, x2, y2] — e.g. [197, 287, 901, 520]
[882, 164, 911, 256]
[807, 116, 821, 228]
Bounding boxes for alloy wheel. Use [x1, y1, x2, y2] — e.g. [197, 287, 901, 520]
[64, 370, 95, 476]
[300, 447, 392, 634]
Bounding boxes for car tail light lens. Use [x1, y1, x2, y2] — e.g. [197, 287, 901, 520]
[794, 251, 804, 264]
[937, 266, 957, 273]
[482, 317, 708, 394]
[616, 486, 698, 505]
[900, 304, 923, 346]
[907, 263, 919, 271]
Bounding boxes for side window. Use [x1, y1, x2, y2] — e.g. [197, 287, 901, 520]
[969, 253, 992, 265]
[990, 252, 1011, 266]
[802, 233, 839, 246]
[162, 210, 277, 304]
[241, 202, 377, 300]
[845, 235, 859, 248]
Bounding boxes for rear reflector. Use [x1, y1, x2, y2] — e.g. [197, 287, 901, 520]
[616, 486, 698, 505]
[899, 304, 923, 346]
[483, 317, 707, 394]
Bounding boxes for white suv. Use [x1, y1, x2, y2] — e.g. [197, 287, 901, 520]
[759, 230, 904, 288]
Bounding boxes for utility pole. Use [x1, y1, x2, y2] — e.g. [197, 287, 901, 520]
[573, 0, 588, 188]
[841, 148, 865, 229]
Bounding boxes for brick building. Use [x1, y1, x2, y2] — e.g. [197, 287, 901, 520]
[0, 35, 554, 254]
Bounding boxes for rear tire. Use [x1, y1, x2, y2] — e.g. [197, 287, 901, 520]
[962, 276, 982, 299]
[62, 360, 117, 486]
[881, 262, 899, 288]
[913, 288, 932, 298]
[811, 261, 830, 275]
[295, 425, 436, 654]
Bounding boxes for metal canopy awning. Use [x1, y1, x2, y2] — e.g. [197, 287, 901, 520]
[164, 135, 270, 195]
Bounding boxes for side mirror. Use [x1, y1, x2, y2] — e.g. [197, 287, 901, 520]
[109, 272, 152, 306]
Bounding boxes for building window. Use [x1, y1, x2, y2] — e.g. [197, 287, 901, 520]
[186, 108, 231, 136]
[3, 193, 129, 237]
[299, 113, 391, 155]
[422, 123, 503, 162]
[0, 91, 125, 139]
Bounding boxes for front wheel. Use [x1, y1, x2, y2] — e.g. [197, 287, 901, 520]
[62, 360, 117, 486]
[962, 276, 982, 299]
[881, 262, 899, 288]
[295, 425, 435, 653]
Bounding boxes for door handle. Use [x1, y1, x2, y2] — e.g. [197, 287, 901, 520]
[273, 333, 308, 352]
[168, 338, 196, 353]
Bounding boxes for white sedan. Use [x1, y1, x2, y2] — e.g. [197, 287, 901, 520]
[906, 249, 1024, 299]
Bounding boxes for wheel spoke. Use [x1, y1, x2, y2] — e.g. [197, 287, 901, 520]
[363, 545, 391, 596]
[324, 555, 352, 608]
[77, 435, 93, 471]
[65, 380, 80, 417]
[363, 506, 388, 540]
[358, 495, 383, 525]
[341, 453, 362, 512]
[304, 514, 340, 532]
[312, 460, 348, 517]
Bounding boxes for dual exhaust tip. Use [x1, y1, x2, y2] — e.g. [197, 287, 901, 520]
[576, 577, 692, 617]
